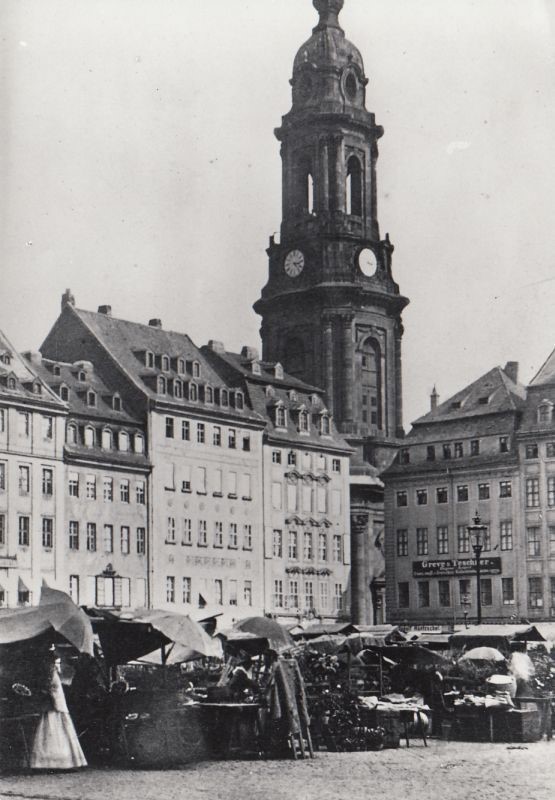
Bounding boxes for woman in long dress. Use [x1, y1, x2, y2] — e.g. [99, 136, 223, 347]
[29, 652, 87, 770]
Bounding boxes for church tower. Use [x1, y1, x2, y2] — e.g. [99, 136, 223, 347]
[254, 0, 409, 473]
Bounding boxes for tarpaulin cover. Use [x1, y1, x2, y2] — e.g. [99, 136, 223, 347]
[0, 586, 94, 655]
[450, 624, 545, 653]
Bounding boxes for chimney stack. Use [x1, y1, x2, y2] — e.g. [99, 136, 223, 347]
[98, 305, 112, 316]
[430, 385, 439, 411]
[148, 318, 162, 329]
[61, 289, 75, 310]
[503, 361, 519, 384]
[207, 340, 225, 354]
[241, 345, 259, 362]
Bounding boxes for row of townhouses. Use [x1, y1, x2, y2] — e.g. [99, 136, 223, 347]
[0, 292, 352, 625]
[384, 356, 555, 626]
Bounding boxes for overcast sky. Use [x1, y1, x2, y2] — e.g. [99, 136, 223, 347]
[1, 0, 554, 426]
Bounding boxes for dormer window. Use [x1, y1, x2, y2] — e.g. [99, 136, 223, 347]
[221, 389, 228, 407]
[478, 396, 490, 405]
[205, 386, 213, 404]
[298, 409, 309, 432]
[1, 353, 11, 365]
[192, 361, 201, 378]
[310, 394, 319, 406]
[118, 431, 129, 452]
[134, 433, 145, 454]
[538, 401, 553, 424]
[66, 423, 77, 444]
[53, 365, 61, 377]
[32, 382, 42, 395]
[236, 391, 244, 410]
[84, 426, 95, 447]
[8, 377, 16, 390]
[251, 361, 261, 376]
[189, 382, 198, 401]
[78, 371, 86, 382]
[274, 362, 284, 380]
[275, 405, 287, 428]
[60, 385, 69, 402]
[265, 385, 275, 398]
[288, 390, 298, 402]
[174, 380, 183, 399]
[87, 391, 96, 407]
[177, 358, 185, 375]
[158, 376, 166, 395]
[161, 355, 170, 372]
[146, 351, 154, 368]
[101, 428, 112, 450]
[320, 414, 331, 435]
[450, 400, 462, 409]
[112, 394, 122, 411]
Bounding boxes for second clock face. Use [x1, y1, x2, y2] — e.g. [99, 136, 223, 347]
[284, 249, 305, 277]
[358, 248, 377, 277]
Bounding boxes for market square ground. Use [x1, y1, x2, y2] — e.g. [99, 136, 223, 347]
[0, 740, 554, 800]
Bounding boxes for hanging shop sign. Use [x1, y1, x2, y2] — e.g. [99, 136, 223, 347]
[412, 557, 502, 578]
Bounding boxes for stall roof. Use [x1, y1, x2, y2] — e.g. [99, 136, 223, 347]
[291, 622, 358, 639]
[0, 586, 94, 655]
[450, 624, 545, 647]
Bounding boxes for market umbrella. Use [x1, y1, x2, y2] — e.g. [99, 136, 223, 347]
[232, 616, 294, 652]
[130, 609, 223, 662]
[459, 646, 506, 663]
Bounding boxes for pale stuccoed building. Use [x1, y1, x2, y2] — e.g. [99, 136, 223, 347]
[202, 342, 352, 623]
[39, 293, 266, 623]
[0, 331, 67, 606]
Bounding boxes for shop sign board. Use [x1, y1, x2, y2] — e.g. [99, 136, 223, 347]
[412, 557, 502, 578]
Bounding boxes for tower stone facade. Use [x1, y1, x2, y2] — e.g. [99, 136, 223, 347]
[254, 0, 408, 474]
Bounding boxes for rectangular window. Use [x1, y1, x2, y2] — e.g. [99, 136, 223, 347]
[69, 575, 79, 605]
[198, 520, 208, 547]
[18, 411, 30, 438]
[547, 477, 555, 507]
[136, 481, 146, 504]
[120, 479, 130, 503]
[136, 527, 146, 555]
[303, 531, 313, 560]
[499, 436, 509, 453]
[0, 514, 6, 546]
[470, 439, 480, 456]
[416, 527, 428, 556]
[416, 489, 428, 506]
[525, 443, 539, 459]
[166, 516, 176, 544]
[526, 526, 541, 557]
[244, 580, 253, 606]
[396, 529, 408, 557]
[214, 521, 223, 548]
[42, 517, 53, 548]
[546, 442, 555, 457]
[273, 529, 283, 558]
[318, 532, 327, 561]
[436, 487, 448, 504]
[480, 578, 493, 606]
[272, 450, 282, 464]
[242, 435, 251, 452]
[68, 472, 79, 497]
[500, 521, 513, 551]
[499, 480, 512, 498]
[229, 579, 238, 606]
[212, 426, 221, 446]
[459, 579, 471, 605]
[418, 581, 430, 607]
[19, 465, 30, 495]
[242, 473, 252, 500]
[528, 576, 543, 609]
[426, 445, 436, 462]
[454, 442, 463, 458]
[398, 582, 410, 608]
[228, 429, 236, 449]
[502, 577, 515, 605]
[333, 534, 342, 562]
[271, 481, 282, 510]
[443, 444, 452, 460]
[86, 522, 97, 552]
[166, 576, 175, 603]
[478, 483, 490, 500]
[332, 459, 341, 473]
[0, 462, 5, 491]
[551, 578, 555, 611]
[457, 485, 469, 502]
[181, 465, 191, 493]
[438, 580, 451, 607]
[182, 577, 192, 604]
[482, 526, 491, 552]
[104, 524, 113, 553]
[304, 580, 314, 610]
[212, 468, 223, 496]
[42, 468, 53, 496]
[437, 526, 449, 554]
[83, 473, 95, 500]
[121, 526, 130, 555]
[396, 491, 408, 507]
[243, 524, 252, 550]
[228, 471, 237, 498]
[103, 477, 113, 502]
[549, 526, 555, 556]
[17, 516, 29, 547]
[182, 518, 192, 546]
[399, 448, 410, 464]
[273, 579, 284, 607]
[197, 423, 205, 444]
[182, 420, 190, 440]
[228, 522, 238, 549]
[69, 520, 79, 550]
[214, 579, 223, 605]
[197, 466, 207, 494]
[165, 417, 174, 438]
[319, 582, 329, 611]
[288, 530, 298, 560]
[526, 478, 540, 508]
[0, 409, 4, 433]
[334, 583, 344, 613]
[457, 525, 470, 553]
[289, 580, 299, 609]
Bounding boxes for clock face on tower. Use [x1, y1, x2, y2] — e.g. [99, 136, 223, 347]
[284, 249, 305, 277]
[358, 247, 377, 277]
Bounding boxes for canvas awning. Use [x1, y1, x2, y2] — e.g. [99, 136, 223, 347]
[450, 624, 545, 652]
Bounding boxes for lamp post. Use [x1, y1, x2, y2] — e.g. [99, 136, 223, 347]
[467, 512, 488, 625]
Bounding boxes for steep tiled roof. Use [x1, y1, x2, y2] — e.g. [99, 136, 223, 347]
[0, 330, 65, 411]
[412, 366, 526, 427]
[530, 346, 555, 387]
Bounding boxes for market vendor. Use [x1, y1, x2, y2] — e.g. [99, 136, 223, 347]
[229, 656, 256, 700]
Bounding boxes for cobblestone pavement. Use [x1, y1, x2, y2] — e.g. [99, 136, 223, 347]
[1, 740, 554, 800]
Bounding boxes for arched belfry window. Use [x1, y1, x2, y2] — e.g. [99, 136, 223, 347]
[360, 337, 382, 429]
[284, 337, 306, 380]
[346, 155, 362, 216]
[298, 158, 314, 214]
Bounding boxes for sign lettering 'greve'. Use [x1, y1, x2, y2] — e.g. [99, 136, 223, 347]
[412, 557, 502, 578]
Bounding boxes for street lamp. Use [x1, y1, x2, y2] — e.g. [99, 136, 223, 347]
[467, 512, 488, 625]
